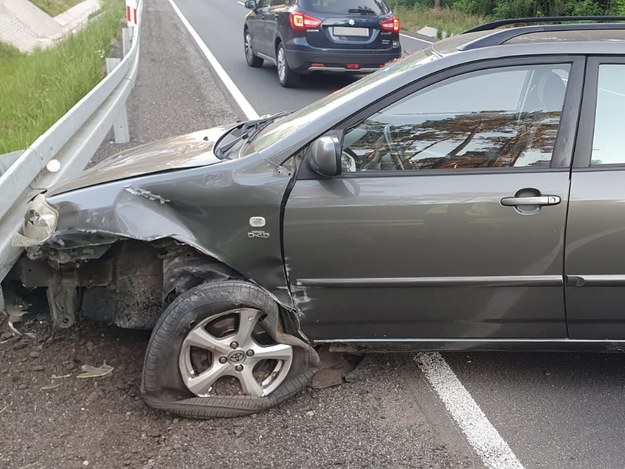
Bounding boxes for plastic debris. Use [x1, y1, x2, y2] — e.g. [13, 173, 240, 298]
[41, 383, 62, 391]
[76, 363, 114, 379]
[51, 374, 71, 380]
[7, 320, 36, 340]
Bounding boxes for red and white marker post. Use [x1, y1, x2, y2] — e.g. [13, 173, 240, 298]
[126, 0, 138, 26]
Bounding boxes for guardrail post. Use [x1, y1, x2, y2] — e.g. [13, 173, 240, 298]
[106, 58, 130, 143]
[122, 27, 131, 56]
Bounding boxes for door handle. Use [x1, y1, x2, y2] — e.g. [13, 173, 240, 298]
[500, 195, 561, 206]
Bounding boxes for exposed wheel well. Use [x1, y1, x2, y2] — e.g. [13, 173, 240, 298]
[7, 238, 244, 330]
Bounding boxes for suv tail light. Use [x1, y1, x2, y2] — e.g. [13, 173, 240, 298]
[290, 12, 322, 30]
[380, 17, 400, 33]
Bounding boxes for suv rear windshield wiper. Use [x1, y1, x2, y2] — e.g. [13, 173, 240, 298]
[348, 8, 375, 14]
[215, 111, 291, 159]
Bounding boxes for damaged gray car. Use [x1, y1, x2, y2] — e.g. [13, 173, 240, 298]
[7, 18, 625, 417]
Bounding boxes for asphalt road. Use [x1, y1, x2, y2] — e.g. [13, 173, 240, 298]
[165, 1, 625, 468]
[171, 0, 433, 115]
[8, 1, 623, 468]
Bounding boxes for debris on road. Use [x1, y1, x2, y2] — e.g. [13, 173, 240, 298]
[77, 363, 114, 379]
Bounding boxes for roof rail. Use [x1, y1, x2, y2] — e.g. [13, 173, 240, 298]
[458, 22, 625, 51]
[464, 16, 625, 33]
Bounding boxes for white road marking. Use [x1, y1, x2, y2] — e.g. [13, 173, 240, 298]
[168, 0, 259, 120]
[237, 1, 245, 5]
[415, 352, 525, 469]
[400, 33, 434, 44]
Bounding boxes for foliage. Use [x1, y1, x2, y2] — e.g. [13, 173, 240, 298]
[391, 5, 490, 36]
[392, 0, 622, 17]
[614, 0, 625, 14]
[0, 0, 124, 154]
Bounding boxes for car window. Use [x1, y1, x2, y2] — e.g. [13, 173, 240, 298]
[590, 64, 625, 166]
[341, 64, 570, 172]
[270, 0, 285, 6]
[298, 0, 389, 15]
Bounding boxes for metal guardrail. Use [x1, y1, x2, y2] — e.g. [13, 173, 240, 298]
[0, 1, 143, 315]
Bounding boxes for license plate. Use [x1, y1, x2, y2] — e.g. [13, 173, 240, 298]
[333, 26, 369, 37]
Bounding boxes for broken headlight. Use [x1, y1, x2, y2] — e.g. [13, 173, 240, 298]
[12, 194, 59, 247]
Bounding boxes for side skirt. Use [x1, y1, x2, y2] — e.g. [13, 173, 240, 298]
[317, 339, 625, 353]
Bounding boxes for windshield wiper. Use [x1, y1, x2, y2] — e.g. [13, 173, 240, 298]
[348, 8, 375, 14]
[215, 111, 291, 158]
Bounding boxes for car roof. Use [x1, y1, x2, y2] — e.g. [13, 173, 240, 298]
[431, 19, 625, 57]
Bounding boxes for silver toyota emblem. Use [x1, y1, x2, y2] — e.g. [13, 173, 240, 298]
[229, 351, 246, 364]
[348, 19, 355, 25]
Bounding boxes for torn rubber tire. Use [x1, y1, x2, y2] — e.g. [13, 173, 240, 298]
[141, 280, 319, 418]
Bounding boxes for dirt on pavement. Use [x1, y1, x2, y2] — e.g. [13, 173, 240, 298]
[0, 314, 476, 469]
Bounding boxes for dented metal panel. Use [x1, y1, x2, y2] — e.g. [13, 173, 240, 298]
[40, 149, 294, 307]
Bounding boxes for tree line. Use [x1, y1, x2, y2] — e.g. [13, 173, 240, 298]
[390, 0, 625, 18]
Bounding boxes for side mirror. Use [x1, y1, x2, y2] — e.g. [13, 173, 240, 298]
[308, 136, 342, 177]
[244, 0, 257, 9]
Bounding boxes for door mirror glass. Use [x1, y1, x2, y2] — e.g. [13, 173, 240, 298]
[244, 0, 257, 9]
[309, 136, 342, 177]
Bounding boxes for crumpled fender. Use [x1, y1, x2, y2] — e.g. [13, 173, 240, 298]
[42, 156, 296, 309]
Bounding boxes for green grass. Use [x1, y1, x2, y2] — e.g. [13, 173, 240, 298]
[0, 0, 124, 154]
[392, 5, 490, 38]
[30, 0, 83, 17]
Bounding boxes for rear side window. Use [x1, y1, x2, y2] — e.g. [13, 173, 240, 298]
[590, 64, 625, 166]
[298, 0, 390, 15]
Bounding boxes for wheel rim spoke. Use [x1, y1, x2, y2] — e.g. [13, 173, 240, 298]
[184, 327, 231, 355]
[250, 343, 293, 362]
[186, 363, 229, 395]
[238, 368, 264, 397]
[235, 309, 261, 346]
[179, 308, 294, 399]
[278, 49, 285, 79]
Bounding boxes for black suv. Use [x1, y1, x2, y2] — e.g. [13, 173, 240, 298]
[243, 0, 402, 87]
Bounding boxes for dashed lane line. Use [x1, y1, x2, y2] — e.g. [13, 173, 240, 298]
[169, 0, 259, 120]
[416, 352, 525, 469]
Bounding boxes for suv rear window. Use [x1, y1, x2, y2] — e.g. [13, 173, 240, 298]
[298, 0, 390, 15]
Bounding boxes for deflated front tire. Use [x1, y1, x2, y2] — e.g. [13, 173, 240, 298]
[141, 280, 319, 418]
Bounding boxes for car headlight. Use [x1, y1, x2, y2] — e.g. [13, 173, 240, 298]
[12, 194, 59, 247]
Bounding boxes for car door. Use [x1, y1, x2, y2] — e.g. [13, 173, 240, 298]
[283, 57, 585, 341]
[265, 0, 289, 57]
[565, 58, 625, 340]
[247, 0, 271, 56]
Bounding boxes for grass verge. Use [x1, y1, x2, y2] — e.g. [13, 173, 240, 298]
[392, 5, 490, 37]
[0, 0, 123, 154]
[30, 0, 84, 18]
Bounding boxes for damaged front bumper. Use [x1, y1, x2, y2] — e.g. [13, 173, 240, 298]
[12, 194, 59, 248]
